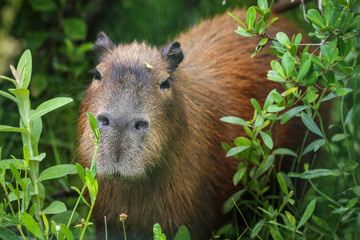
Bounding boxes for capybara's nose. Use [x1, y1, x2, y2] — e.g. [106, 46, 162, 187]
[132, 119, 150, 133]
[96, 114, 149, 134]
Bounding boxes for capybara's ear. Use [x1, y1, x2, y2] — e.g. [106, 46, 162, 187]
[93, 32, 115, 57]
[161, 41, 184, 72]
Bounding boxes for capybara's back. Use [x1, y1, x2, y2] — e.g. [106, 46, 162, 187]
[78, 10, 302, 239]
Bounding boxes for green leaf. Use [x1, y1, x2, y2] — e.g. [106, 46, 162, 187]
[348, 15, 360, 31]
[174, 225, 190, 240]
[16, 50, 32, 89]
[85, 169, 98, 202]
[276, 32, 291, 48]
[304, 72, 318, 87]
[267, 70, 286, 83]
[321, 44, 332, 63]
[282, 52, 295, 77]
[250, 219, 265, 238]
[345, 106, 356, 126]
[297, 199, 316, 229]
[59, 224, 75, 240]
[297, 59, 311, 82]
[331, 133, 349, 142]
[76, 163, 86, 185]
[285, 211, 296, 228]
[21, 212, 45, 240]
[29, 0, 57, 11]
[9, 88, 30, 121]
[226, 146, 250, 157]
[279, 106, 308, 124]
[289, 169, 340, 179]
[312, 215, 331, 232]
[0, 90, 17, 102]
[258, 0, 268, 11]
[324, 1, 334, 26]
[304, 86, 319, 104]
[246, 7, 256, 29]
[0, 125, 28, 134]
[353, 186, 360, 197]
[86, 112, 100, 143]
[264, 89, 275, 111]
[266, 17, 279, 28]
[42, 201, 67, 215]
[267, 105, 285, 113]
[333, 88, 353, 97]
[306, 9, 325, 28]
[300, 112, 323, 137]
[50, 211, 79, 225]
[38, 164, 78, 182]
[153, 223, 166, 240]
[0, 227, 22, 240]
[271, 91, 283, 103]
[281, 87, 298, 97]
[228, 12, 246, 28]
[321, 92, 337, 102]
[63, 18, 87, 40]
[30, 153, 46, 161]
[347, 197, 358, 208]
[257, 155, 274, 177]
[30, 97, 73, 121]
[302, 139, 326, 155]
[294, 33, 302, 47]
[310, 54, 325, 69]
[0, 159, 25, 170]
[223, 190, 246, 214]
[336, 0, 349, 7]
[272, 148, 297, 157]
[235, 26, 256, 37]
[221, 116, 251, 127]
[259, 37, 268, 46]
[260, 131, 273, 149]
[216, 224, 232, 235]
[233, 167, 246, 186]
[277, 173, 288, 194]
[269, 226, 284, 240]
[251, 98, 262, 114]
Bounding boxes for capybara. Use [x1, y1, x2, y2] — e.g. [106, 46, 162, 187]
[78, 10, 302, 239]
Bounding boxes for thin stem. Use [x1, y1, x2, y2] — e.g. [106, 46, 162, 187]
[0, 90, 17, 102]
[340, 84, 357, 185]
[67, 186, 87, 227]
[316, 111, 350, 187]
[308, 179, 341, 207]
[0, 75, 19, 87]
[0, 183, 26, 240]
[104, 216, 108, 240]
[343, 33, 360, 41]
[79, 200, 96, 240]
[122, 219, 127, 240]
[330, 214, 342, 238]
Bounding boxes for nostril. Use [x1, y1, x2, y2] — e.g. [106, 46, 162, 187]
[134, 120, 149, 132]
[97, 114, 110, 128]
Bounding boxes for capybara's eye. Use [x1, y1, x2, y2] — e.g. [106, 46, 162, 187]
[90, 68, 102, 81]
[160, 77, 173, 90]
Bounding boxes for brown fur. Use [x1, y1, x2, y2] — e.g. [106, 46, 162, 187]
[78, 10, 303, 239]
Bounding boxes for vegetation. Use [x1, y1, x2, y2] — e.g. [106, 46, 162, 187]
[0, 0, 359, 239]
[218, 0, 360, 239]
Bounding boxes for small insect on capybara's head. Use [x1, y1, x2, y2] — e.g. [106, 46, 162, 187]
[78, 32, 185, 179]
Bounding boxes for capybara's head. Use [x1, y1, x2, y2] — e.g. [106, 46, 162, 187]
[78, 32, 185, 178]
